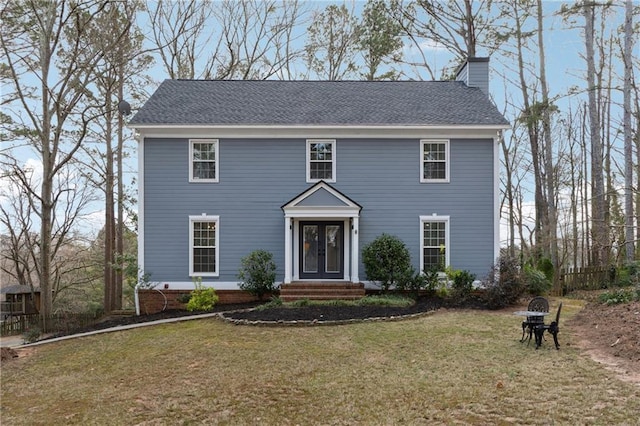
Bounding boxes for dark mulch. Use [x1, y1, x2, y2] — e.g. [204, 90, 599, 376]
[224, 296, 444, 322]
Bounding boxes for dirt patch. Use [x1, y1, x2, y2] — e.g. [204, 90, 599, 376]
[567, 301, 640, 385]
[1, 347, 19, 362]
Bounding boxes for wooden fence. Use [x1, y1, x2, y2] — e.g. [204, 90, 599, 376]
[554, 266, 613, 295]
[0, 312, 101, 337]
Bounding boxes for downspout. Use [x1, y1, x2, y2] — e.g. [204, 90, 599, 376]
[134, 281, 141, 316]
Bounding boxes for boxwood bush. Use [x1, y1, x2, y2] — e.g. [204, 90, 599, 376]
[362, 234, 412, 293]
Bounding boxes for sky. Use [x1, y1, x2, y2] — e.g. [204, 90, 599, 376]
[1, 0, 638, 247]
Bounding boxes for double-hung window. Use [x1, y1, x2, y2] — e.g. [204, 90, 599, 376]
[420, 140, 449, 183]
[420, 216, 449, 272]
[190, 139, 218, 182]
[189, 215, 219, 277]
[307, 139, 336, 183]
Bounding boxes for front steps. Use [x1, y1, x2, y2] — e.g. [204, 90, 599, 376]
[279, 282, 365, 302]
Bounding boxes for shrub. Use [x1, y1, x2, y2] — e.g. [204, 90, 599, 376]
[362, 234, 412, 292]
[523, 266, 552, 296]
[613, 262, 640, 287]
[238, 249, 277, 300]
[598, 289, 639, 305]
[480, 255, 526, 309]
[255, 296, 284, 311]
[395, 267, 429, 298]
[186, 277, 219, 312]
[22, 327, 41, 344]
[422, 269, 441, 293]
[449, 269, 476, 300]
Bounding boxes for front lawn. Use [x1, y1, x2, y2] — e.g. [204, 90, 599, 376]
[2, 298, 639, 424]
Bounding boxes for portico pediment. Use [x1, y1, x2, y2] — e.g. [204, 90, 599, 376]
[282, 181, 362, 218]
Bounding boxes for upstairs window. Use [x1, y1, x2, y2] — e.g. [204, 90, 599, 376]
[189, 215, 219, 277]
[421, 140, 449, 183]
[307, 139, 336, 183]
[190, 139, 218, 182]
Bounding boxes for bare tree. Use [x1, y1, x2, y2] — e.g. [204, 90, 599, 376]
[0, 0, 130, 328]
[536, 0, 559, 275]
[148, 0, 306, 80]
[78, 1, 149, 313]
[498, 0, 552, 264]
[392, 0, 504, 78]
[0, 171, 39, 292]
[622, 0, 634, 262]
[148, 0, 213, 79]
[583, 2, 608, 266]
[0, 159, 100, 310]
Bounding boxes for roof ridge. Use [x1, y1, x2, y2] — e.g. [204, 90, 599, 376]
[170, 79, 460, 84]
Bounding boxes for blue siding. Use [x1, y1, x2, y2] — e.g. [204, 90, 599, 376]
[143, 137, 495, 283]
[297, 188, 348, 206]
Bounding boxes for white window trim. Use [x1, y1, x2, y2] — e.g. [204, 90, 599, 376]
[420, 215, 450, 273]
[306, 139, 336, 183]
[420, 139, 450, 183]
[189, 139, 219, 183]
[189, 215, 220, 277]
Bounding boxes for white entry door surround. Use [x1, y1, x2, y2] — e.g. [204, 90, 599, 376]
[282, 181, 362, 284]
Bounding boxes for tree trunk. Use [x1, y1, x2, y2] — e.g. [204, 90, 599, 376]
[115, 65, 125, 311]
[105, 97, 115, 313]
[623, 0, 634, 262]
[584, 3, 607, 266]
[537, 0, 558, 272]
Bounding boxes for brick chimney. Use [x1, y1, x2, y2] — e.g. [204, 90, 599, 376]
[455, 57, 490, 96]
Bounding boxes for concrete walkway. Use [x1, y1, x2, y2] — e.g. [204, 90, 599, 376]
[0, 311, 223, 349]
[0, 334, 24, 348]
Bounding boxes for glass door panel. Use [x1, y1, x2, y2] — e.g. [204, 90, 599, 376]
[325, 225, 341, 273]
[303, 225, 318, 273]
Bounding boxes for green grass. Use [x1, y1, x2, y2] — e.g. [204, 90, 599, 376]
[2, 298, 639, 425]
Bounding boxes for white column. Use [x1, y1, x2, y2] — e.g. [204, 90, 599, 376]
[351, 217, 359, 283]
[284, 216, 292, 284]
[493, 134, 501, 263]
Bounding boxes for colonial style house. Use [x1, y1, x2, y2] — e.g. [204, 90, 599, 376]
[129, 57, 509, 314]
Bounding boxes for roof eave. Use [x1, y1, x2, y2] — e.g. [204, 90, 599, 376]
[129, 123, 510, 140]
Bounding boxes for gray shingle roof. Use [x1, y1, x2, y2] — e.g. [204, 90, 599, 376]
[129, 80, 509, 127]
[0, 285, 39, 294]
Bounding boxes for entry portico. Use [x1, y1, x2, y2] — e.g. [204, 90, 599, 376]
[282, 181, 362, 284]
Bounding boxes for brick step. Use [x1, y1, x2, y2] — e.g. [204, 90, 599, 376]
[280, 282, 365, 302]
[282, 282, 364, 290]
[280, 290, 365, 297]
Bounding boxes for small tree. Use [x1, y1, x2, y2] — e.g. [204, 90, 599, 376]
[238, 250, 277, 300]
[362, 234, 412, 292]
[523, 265, 552, 296]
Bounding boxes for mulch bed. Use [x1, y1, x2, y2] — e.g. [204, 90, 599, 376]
[222, 297, 444, 322]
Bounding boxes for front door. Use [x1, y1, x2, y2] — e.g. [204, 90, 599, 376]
[299, 221, 344, 279]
